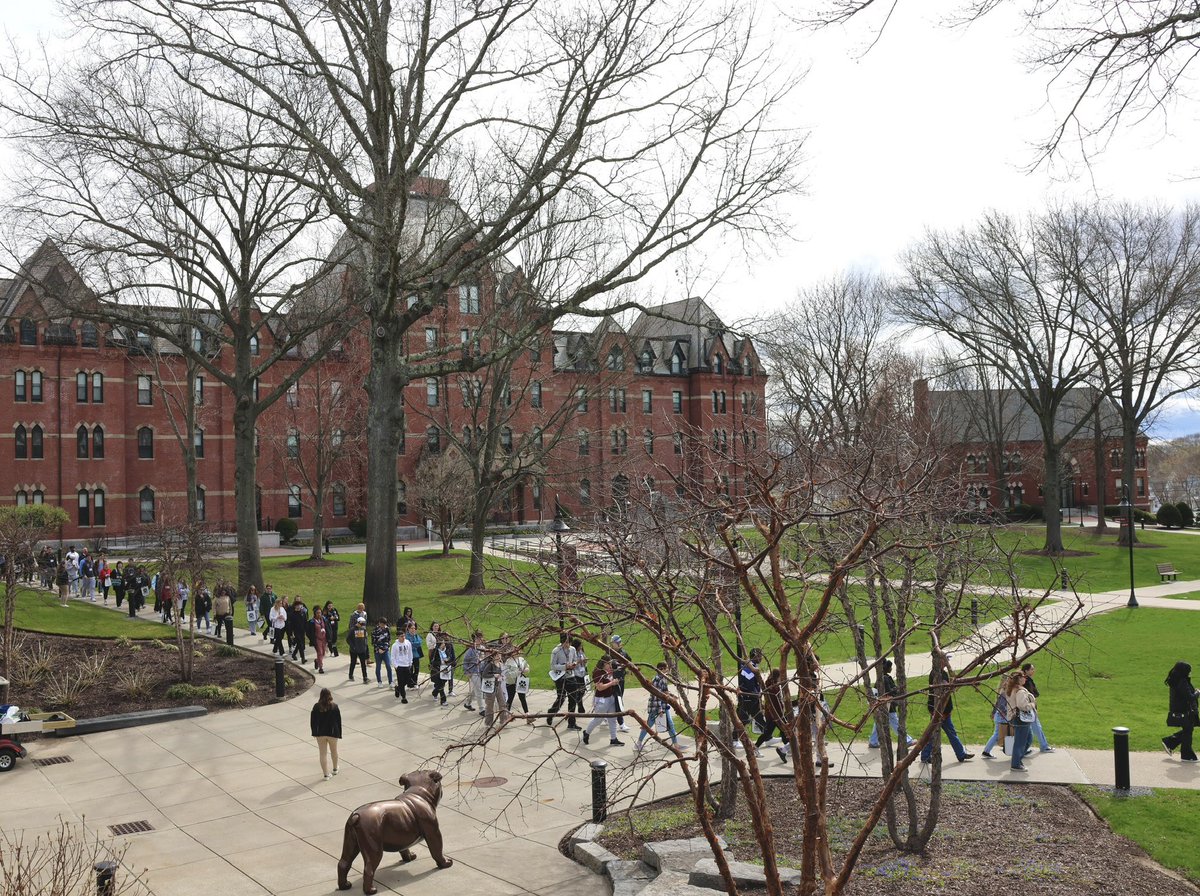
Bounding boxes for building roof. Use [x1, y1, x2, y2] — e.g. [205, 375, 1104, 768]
[926, 382, 1125, 444]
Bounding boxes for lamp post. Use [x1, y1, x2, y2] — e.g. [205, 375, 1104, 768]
[1120, 488, 1138, 608]
[549, 498, 571, 631]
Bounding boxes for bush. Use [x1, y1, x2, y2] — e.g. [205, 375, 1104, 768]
[1104, 505, 1158, 524]
[214, 644, 241, 658]
[1006, 503, 1043, 522]
[1177, 502, 1195, 528]
[275, 517, 299, 542]
[348, 517, 367, 538]
[1157, 503, 1182, 528]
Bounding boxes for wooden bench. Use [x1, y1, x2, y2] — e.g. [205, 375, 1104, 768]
[1157, 563, 1179, 582]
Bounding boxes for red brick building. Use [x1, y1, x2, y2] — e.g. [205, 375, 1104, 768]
[0, 242, 767, 541]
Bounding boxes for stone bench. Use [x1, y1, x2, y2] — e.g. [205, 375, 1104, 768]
[52, 705, 207, 736]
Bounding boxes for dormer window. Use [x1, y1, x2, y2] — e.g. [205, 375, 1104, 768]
[670, 349, 684, 375]
[713, 354, 724, 375]
[19, 319, 36, 345]
[639, 350, 653, 372]
[607, 348, 625, 371]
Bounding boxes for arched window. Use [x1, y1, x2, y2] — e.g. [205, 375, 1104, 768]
[139, 486, 155, 523]
[14, 425, 26, 460]
[19, 318, 35, 345]
[607, 348, 624, 371]
[137, 427, 154, 459]
[332, 482, 347, 517]
[580, 478, 591, 504]
[76, 425, 89, 459]
[531, 381, 542, 408]
[31, 489, 44, 504]
[30, 425, 43, 459]
[15, 490, 27, 507]
[30, 371, 41, 402]
[78, 489, 90, 527]
[640, 349, 653, 372]
[713, 354, 724, 374]
[14, 370, 25, 402]
[76, 372, 88, 403]
[500, 427, 513, 454]
[91, 372, 103, 403]
[286, 429, 300, 459]
[1110, 449, 1121, 470]
[425, 426, 441, 453]
[196, 486, 206, 522]
[670, 350, 684, 374]
[288, 485, 302, 518]
[93, 489, 105, 526]
[744, 359, 754, 377]
[249, 335, 260, 356]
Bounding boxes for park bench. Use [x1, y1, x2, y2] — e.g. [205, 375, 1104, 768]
[1156, 562, 1179, 582]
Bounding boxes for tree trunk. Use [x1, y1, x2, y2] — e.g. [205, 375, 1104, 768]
[361, 324, 403, 620]
[1118, 395, 1140, 546]
[311, 482, 326, 562]
[1092, 410, 1109, 533]
[232, 397, 264, 597]
[465, 487, 490, 591]
[1, 569, 17, 684]
[1042, 439, 1064, 553]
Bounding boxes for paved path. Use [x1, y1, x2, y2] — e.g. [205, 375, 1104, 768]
[4, 545, 1200, 895]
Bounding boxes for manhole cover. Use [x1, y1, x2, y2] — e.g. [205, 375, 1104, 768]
[470, 777, 508, 788]
[31, 755, 73, 767]
[109, 820, 154, 836]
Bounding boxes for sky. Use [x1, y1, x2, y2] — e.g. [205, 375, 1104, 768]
[5, 1, 1200, 436]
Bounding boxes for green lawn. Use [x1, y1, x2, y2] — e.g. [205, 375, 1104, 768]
[1075, 786, 1200, 883]
[11, 586, 178, 638]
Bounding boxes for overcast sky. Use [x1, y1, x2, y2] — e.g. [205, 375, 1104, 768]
[6, 2, 1200, 436]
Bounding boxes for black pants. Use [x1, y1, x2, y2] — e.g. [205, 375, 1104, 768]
[565, 677, 585, 727]
[507, 687, 529, 714]
[394, 667, 411, 699]
[756, 719, 782, 748]
[328, 624, 339, 655]
[411, 658, 421, 686]
[547, 677, 568, 720]
[271, 627, 286, 655]
[1165, 722, 1197, 760]
[737, 694, 767, 732]
[348, 654, 369, 681]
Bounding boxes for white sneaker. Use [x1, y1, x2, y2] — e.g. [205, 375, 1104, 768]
[618, 725, 630, 732]
[633, 741, 644, 751]
[332, 767, 339, 775]
[324, 774, 331, 780]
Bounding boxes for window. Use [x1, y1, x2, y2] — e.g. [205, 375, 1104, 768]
[1110, 449, 1121, 470]
[91, 372, 103, 403]
[137, 375, 152, 405]
[193, 428, 204, 458]
[673, 432, 683, 455]
[532, 480, 542, 511]
[78, 490, 90, 527]
[644, 429, 655, 454]
[576, 388, 588, 412]
[15, 490, 27, 507]
[714, 354, 724, 374]
[609, 388, 626, 412]
[287, 384, 299, 408]
[462, 379, 482, 407]
[719, 391, 726, 413]
[193, 375, 204, 406]
[426, 426, 441, 453]
[190, 326, 203, 353]
[93, 425, 105, 459]
[406, 294, 419, 310]
[533, 427, 544, 450]
[501, 427, 513, 454]
[607, 348, 624, 371]
[287, 429, 300, 459]
[1136, 449, 1146, 468]
[531, 381, 542, 409]
[670, 350, 684, 374]
[196, 486, 206, 521]
[93, 490, 105, 526]
[580, 478, 591, 504]
[426, 377, 440, 406]
[425, 327, 438, 349]
[397, 481, 408, 515]
[611, 428, 627, 455]
[332, 428, 344, 449]
[136, 331, 151, 352]
[76, 372, 88, 403]
[252, 377, 260, 402]
[672, 390, 682, 413]
[30, 371, 41, 402]
[578, 430, 590, 455]
[751, 430, 758, 450]
[1082, 482, 1090, 497]
[19, 319, 35, 345]
[639, 350, 653, 372]
[332, 483, 347, 517]
[459, 281, 480, 314]
[501, 382, 512, 407]
[288, 484, 302, 518]
[711, 391, 719, 414]
[14, 425, 26, 460]
[1137, 476, 1146, 498]
[77, 425, 89, 459]
[139, 487, 155, 523]
[330, 380, 341, 402]
[745, 359, 754, 377]
[137, 426, 154, 459]
[642, 390, 653, 413]
[14, 370, 25, 402]
[31, 425, 43, 459]
[81, 321, 98, 347]
[249, 335, 260, 355]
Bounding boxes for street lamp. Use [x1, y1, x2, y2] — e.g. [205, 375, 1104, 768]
[1119, 488, 1138, 608]
[549, 498, 571, 630]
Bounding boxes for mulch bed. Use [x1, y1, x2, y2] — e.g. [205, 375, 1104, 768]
[7, 633, 313, 729]
[596, 777, 1193, 895]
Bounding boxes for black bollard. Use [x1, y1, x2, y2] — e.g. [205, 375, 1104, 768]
[94, 861, 117, 896]
[1061, 568, 1070, 590]
[274, 654, 285, 699]
[225, 616, 235, 646]
[1113, 726, 1131, 791]
[590, 759, 608, 823]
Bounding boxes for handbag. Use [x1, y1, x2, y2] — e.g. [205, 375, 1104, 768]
[516, 675, 530, 694]
[439, 665, 453, 681]
[1168, 710, 1188, 727]
[1018, 709, 1035, 724]
[481, 677, 496, 694]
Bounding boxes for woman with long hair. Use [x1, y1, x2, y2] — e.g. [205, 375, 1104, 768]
[582, 656, 623, 747]
[1005, 671, 1035, 772]
[1163, 661, 1200, 762]
[310, 688, 342, 779]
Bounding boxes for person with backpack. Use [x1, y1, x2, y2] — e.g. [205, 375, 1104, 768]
[371, 618, 393, 688]
[323, 602, 340, 657]
[346, 615, 370, 683]
[1163, 661, 1200, 762]
[920, 659, 974, 765]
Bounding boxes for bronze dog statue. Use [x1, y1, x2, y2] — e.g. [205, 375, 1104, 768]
[337, 769, 453, 894]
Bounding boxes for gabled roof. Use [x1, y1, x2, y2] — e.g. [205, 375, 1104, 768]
[0, 239, 93, 323]
[927, 384, 1124, 444]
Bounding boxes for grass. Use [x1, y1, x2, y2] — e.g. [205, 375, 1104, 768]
[1075, 786, 1200, 883]
[10, 585, 177, 638]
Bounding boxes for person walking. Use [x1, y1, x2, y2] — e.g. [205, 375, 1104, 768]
[430, 632, 454, 705]
[243, 585, 259, 635]
[482, 645, 509, 729]
[736, 648, 768, 749]
[372, 618, 393, 688]
[754, 668, 788, 755]
[583, 656, 623, 746]
[545, 633, 573, 725]
[635, 662, 680, 750]
[462, 631, 483, 712]
[312, 606, 328, 673]
[1163, 661, 1200, 762]
[212, 585, 232, 638]
[110, 560, 126, 608]
[289, 597, 310, 664]
[346, 615, 370, 683]
[391, 626, 413, 702]
[258, 587, 274, 640]
[868, 659, 915, 750]
[98, 555, 111, 603]
[194, 581, 212, 635]
[982, 673, 1012, 759]
[55, 556, 69, 606]
[268, 596, 289, 656]
[310, 687, 342, 780]
[610, 634, 632, 733]
[323, 601, 340, 657]
[566, 638, 588, 729]
[1020, 662, 1055, 753]
[503, 645, 532, 723]
[1005, 671, 1036, 772]
[920, 659, 974, 765]
[404, 621, 424, 691]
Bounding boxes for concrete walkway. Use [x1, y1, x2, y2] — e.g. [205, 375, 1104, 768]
[4, 548, 1200, 895]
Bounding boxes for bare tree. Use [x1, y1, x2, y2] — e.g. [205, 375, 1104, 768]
[898, 209, 1101, 553]
[65, 0, 804, 621]
[410, 448, 476, 557]
[0, 504, 69, 686]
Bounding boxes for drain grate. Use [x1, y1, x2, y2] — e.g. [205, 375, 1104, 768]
[109, 820, 154, 836]
[31, 755, 74, 767]
[470, 776, 508, 788]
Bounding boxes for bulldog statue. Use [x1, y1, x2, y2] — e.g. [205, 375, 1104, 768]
[337, 769, 453, 894]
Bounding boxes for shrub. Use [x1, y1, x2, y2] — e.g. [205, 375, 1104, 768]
[348, 517, 367, 538]
[275, 517, 299, 542]
[230, 678, 257, 693]
[1177, 502, 1195, 528]
[1157, 503, 1182, 528]
[1104, 505, 1157, 524]
[114, 667, 156, 698]
[214, 644, 241, 658]
[1006, 503, 1043, 522]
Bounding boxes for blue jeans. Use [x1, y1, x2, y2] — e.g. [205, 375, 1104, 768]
[920, 715, 969, 762]
[1030, 712, 1050, 750]
[636, 709, 679, 745]
[374, 652, 393, 684]
[984, 710, 1006, 754]
[1010, 722, 1033, 768]
[869, 711, 914, 747]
